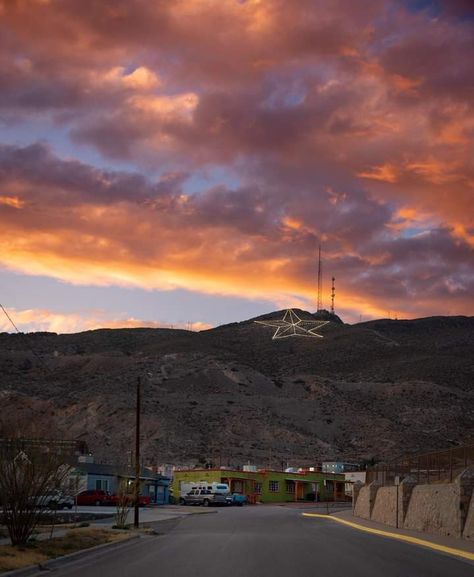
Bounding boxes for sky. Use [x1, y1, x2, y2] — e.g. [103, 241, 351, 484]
[0, 0, 473, 333]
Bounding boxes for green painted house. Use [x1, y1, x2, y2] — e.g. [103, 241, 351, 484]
[172, 468, 346, 504]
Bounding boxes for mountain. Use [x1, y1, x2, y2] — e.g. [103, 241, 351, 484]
[0, 310, 473, 468]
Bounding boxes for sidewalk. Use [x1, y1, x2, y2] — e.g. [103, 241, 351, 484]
[0, 505, 214, 546]
[303, 508, 474, 559]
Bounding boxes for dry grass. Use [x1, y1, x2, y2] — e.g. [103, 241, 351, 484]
[0, 528, 132, 573]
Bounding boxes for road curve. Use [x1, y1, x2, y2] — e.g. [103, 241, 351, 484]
[30, 506, 474, 577]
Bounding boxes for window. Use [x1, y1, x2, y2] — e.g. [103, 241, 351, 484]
[269, 480, 279, 492]
[95, 479, 109, 491]
[285, 481, 295, 494]
[254, 483, 262, 494]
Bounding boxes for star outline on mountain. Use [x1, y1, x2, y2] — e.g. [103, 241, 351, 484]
[254, 309, 330, 340]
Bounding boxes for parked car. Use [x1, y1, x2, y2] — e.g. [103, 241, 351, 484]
[34, 491, 74, 510]
[109, 493, 151, 507]
[75, 490, 114, 506]
[226, 493, 247, 506]
[181, 488, 228, 507]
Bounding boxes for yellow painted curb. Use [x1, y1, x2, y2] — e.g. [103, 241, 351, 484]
[302, 513, 474, 562]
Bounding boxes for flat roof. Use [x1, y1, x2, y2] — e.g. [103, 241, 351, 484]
[173, 468, 344, 478]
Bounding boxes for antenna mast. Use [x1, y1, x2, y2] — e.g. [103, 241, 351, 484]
[317, 245, 322, 312]
[330, 276, 335, 314]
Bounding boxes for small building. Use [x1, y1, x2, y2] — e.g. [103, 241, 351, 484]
[70, 462, 171, 505]
[322, 461, 360, 474]
[171, 468, 345, 504]
[344, 471, 366, 497]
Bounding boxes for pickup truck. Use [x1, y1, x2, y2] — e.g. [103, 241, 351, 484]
[181, 488, 228, 507]
[226, 493, 247, 506]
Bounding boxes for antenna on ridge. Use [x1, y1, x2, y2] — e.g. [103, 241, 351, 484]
[317, 245, 322, 312]
[330, 276, 335, 314]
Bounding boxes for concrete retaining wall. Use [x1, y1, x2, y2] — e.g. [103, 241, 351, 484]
[403, 484, 460, 537]
[371, 486, 397, 527]
[352, 467, 474, 540]
[463, 495, 474, 539]
[353, 482, 379, 519]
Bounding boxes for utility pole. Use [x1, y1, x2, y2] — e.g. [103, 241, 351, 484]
[134, 375, 141, 529]
[317, 245, 322, 312]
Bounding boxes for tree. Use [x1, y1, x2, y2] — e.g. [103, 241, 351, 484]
[114, 478, 131, 529]
[0, 438, 71, 545]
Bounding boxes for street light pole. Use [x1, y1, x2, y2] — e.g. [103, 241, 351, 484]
[134, 375, 141, 529]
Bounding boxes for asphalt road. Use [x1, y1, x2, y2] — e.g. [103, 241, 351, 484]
[33, 506, 474, 577]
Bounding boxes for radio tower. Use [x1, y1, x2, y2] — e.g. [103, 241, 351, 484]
[330, 276, 336, 314]
[317, 245, 323, 312]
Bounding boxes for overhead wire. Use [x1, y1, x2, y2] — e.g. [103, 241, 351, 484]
[0, 303, 53, 375]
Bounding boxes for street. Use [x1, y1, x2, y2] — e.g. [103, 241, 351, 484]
[29, 506, 474, 577]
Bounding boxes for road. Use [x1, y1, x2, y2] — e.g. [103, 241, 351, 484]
[32, 506, 474, 577]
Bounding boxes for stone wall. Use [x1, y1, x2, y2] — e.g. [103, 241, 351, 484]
[463, 494, 474, 539]
[352, 467, 474, 540]
[371, 486, 397, 527]
[353, 482, 379, 519]
[403, 484, 459, 537]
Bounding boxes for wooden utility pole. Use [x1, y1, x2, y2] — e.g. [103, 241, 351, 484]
[134, 375, 141, 529]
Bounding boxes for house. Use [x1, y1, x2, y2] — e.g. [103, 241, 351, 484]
[172, 468, 346, 504]
[69, 460, 171, 505]
[321, 461, 361, 474]
[344, 471, 366, 497]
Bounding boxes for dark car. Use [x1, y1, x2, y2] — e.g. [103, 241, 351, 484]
[76, 490, 114, 506]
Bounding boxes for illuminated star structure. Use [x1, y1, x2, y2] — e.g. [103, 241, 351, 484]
[254, 309, 329, 340]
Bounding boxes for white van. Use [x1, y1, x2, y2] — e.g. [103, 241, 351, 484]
[179, 481, 230, 501]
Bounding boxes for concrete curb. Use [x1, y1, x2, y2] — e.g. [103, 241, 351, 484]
[302, 513, 474, 562]
[1, 533, 140, 577]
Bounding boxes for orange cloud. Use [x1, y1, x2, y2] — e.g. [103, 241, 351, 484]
[451, 224, 474, 248]
[0, 307, 212, 334]
[281, 216, 303, 230]
[357, 164, 398, 183]
[0, 195, 24, 209]
[0, 1, 473, 323]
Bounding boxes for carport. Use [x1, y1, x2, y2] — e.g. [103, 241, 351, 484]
[285, 478, 317, 501]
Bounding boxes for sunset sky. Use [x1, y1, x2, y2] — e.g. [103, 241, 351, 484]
[0, 0, 473, 333]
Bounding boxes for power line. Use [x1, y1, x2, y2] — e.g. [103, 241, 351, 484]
[0, 304, 21, 334]
[0, 303, 53, 375]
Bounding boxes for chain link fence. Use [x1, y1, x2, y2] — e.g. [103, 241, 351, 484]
[366, 443, 474, 486]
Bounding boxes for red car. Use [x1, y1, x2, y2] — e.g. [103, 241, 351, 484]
[109, 493, 151, 507]
[76, 490, 114, 506]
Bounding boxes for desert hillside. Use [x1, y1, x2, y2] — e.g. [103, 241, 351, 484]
[1, 311, 473, 467]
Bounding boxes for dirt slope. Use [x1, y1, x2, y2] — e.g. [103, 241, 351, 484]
[0, 311, 473, 467]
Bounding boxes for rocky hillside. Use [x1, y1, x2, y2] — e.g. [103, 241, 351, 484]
[0, 310, 473, 468]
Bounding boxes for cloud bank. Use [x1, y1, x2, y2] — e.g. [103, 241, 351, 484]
[0, 0, 472, 322]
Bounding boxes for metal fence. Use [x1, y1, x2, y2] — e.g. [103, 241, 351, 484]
[0, 437, 88, 457]
[366, 443, 474, 486]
